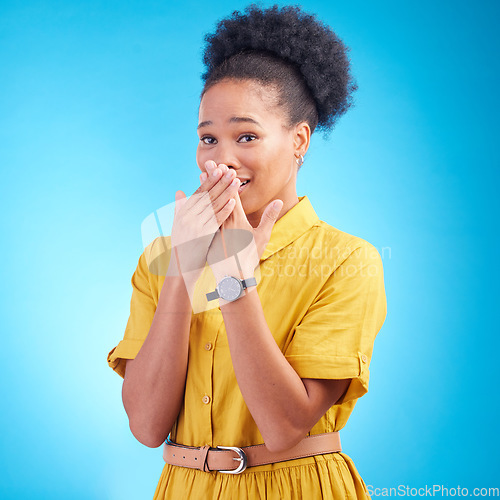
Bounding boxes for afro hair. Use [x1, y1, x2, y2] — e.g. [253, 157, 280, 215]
[201, 4, 358, 134]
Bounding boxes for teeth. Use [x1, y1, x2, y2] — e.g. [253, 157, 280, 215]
[240, 180, 250, 186]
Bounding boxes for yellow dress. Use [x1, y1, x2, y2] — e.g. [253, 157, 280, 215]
[107, 195, 387, 499]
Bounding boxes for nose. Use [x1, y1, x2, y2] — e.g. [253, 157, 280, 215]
[212, 142, 239, 171]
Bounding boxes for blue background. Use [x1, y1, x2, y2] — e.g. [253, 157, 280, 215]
[1, 0, 498, 498]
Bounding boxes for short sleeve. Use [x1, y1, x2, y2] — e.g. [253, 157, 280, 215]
[107, 249, 158, 379]
[284, 241, 387, 405]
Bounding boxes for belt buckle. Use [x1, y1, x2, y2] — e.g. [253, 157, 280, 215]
[216, 445, 247, 474]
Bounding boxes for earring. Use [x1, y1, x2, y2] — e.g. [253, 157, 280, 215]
[295, 154, 304, 167]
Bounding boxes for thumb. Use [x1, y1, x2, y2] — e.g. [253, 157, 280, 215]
[258, 199, 283, 232]
[175, 190, 186, 201]
[174, 190, 187, 213]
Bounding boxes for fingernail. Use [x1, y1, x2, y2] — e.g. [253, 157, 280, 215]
[212, 168, 221, 177]
[201, 172, 208, 182]
[206, 161, 215, 171]
[225, 169, 234, 179]
[231, 178, 240, 186]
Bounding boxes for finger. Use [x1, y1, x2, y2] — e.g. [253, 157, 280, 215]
[208, 165, 236, 201]
[257, 199, 283, 234]
[214, 197, 237, 227]
[198, 166, 222, 191]
[188, 167, 224, 210]
[196, 162, 228, 196]
[230, 188, 246, 223]
[217, 163, 229, 175]
[199, 177, 240, 226]
[196, 163, 231, 200]
[173, 189, 188, 216]
[198, 160, 216, 183]
[175, 189, 187, 203]
[205, 160, 217, 173]
[191, 163, 236, 223]
[197, 167, 238, 214]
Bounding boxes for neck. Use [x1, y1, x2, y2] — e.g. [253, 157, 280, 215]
[246, 194, 300, 228]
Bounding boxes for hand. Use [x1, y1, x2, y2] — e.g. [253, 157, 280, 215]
[199, 163, 284, 282]
[169, 161, 241, 290]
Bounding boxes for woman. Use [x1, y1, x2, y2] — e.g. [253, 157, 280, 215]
[107, 5, 387, 499]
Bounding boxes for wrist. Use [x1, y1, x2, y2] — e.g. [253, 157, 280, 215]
[211, 275, 258, 307]
[211, 256, 256, 283]
[218, 284, 256, 307]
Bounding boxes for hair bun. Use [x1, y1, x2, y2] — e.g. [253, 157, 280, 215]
[202, 4, 358, 133]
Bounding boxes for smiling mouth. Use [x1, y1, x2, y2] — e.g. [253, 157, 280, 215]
[238, 180, 250, 194]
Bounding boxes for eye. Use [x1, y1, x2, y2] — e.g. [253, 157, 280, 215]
[200, 136, 217, 145]
[238, 134, 257, 143]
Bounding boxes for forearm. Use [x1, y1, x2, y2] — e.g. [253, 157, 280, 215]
[220, 287, 312, 452]
[122, 268, 193, 448]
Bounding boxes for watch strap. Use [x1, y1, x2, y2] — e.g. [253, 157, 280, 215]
[241, 277, 257, 289]
[206, 290, 220, 301]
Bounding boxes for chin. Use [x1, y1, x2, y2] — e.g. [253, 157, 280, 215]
[241, 194, 259, 211]
[241, 199, 251, 216]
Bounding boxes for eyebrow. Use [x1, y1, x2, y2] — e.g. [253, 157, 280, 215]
[229, 116, 262, 128]
[197, 120, 212, 130]
[197, 116, 262, 130]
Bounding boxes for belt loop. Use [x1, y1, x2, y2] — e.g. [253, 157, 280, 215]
[199, 445, 210, 472]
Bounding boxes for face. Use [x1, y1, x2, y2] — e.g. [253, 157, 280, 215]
[196, 79, 308, 228]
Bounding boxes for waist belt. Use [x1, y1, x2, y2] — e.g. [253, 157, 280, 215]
[163, 431, 341, 474]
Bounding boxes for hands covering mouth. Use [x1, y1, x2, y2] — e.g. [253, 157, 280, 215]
[167, 160, 282, 300]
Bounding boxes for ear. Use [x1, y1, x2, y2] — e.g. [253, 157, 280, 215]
[293, 121, 311, 157]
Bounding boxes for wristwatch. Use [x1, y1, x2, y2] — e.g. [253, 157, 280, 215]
[206, 276, 257, 302]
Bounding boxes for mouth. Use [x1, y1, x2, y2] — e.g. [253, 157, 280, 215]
[238, 179, 250, 194]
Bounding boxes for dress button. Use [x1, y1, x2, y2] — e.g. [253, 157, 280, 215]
[202, 395, 211, 404]
[204, 342, 213, 351]
[361, 354, 368, 363]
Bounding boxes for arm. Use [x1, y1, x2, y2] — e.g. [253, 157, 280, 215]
[122, 163, 240, 448]
[219, 288, 351, 453]
[122, 262, 192, 448]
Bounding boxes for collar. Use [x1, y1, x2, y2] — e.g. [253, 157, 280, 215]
[260, 195, 319, 262]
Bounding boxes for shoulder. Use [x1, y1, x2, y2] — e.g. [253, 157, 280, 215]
[303, 219, 382, 267]
[141, 235, 173, 277]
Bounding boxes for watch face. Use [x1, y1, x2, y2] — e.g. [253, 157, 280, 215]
[218, 277, 243, 301]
